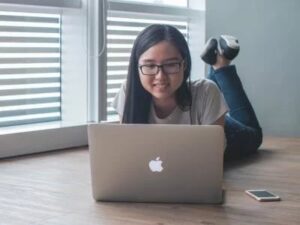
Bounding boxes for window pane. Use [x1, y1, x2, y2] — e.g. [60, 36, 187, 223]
[0, 10, 61, 127]
[106, 12, 188, 121]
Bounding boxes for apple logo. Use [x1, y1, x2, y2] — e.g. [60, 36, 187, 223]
[149, 157, 164, 172]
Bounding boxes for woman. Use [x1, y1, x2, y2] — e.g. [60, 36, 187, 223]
[112, 24, 262, 159]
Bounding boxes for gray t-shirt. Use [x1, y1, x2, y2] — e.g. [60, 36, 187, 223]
[112, 78, 228, 125]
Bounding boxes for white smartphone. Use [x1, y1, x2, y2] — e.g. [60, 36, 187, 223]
[245, 189, 281, 202]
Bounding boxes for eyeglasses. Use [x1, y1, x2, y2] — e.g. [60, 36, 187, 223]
[139, 60, 184, 76]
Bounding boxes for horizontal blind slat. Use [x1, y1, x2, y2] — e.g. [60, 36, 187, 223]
[0, 0, 81, 8]
[107, 39, 134, 45]
[107, 20, 187, 30]
[107, 83, 123, 90]
[107, 30, 140, 36]
[107, 48, 133, 54]
[107, 56, 130, 62]
[0, 15, 59, 23]
[0, 67, 60, 74]
[0, 37, 60, 43]
[107, 65, 128, 71]
[0, 97, 60, 107]
[0, 87, 60, 95]
[0, 73, 60, 79]
[0, 47, 60, 53]
[107, 75, 127, 80]
[0, 77, 60, 85]
[0, 58, 60, 64]
[0, 26, 59, 33]
[108, 10, 189, 21]
[108, 29, 187, 38]
[0, 106, 60, 117]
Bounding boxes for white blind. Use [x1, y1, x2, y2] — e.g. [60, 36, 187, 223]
[0, 0, 81, 8]
[0, 11, 61, 127]
[106, 11, 188, 120]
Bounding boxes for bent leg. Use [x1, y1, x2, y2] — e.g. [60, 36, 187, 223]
[224, 115, 262, 159]
[210, 65, 260, 129]
[207, 65, 263, 158]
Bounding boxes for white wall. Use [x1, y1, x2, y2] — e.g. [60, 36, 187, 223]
[206, 0, 300, 136]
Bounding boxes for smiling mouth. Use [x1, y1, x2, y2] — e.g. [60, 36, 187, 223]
[154, 83, 169, 88]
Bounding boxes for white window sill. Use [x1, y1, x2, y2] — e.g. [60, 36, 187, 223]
[0, 121, 86, 135]
[0, 121, 88, 158]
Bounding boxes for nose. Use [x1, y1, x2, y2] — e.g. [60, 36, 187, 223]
[155, 67, 167, 79]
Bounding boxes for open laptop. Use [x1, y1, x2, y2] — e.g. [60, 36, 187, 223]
[88, 123, 225, 204]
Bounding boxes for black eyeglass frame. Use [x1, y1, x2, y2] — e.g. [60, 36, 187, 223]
[138, 60, 185, 76]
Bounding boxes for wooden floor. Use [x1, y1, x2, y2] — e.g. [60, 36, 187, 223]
[0, 137, 299, 225]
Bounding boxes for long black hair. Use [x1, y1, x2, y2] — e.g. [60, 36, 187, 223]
[122, 24, 192, 123]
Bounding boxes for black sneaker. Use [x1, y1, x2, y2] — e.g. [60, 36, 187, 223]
[200, 38, 218, 65]
[219, 35, 240, 60]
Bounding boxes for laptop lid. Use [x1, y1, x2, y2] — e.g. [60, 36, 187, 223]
[88, 124, 224, 204]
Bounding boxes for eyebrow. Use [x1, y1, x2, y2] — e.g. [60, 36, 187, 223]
[140, 57, 182, 64]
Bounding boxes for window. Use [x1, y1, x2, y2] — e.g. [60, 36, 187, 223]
[0, 0, 88, 158]
[0, 11, 61, 127]
[0, 2, 88, 131]
[0, 0, 205, 158]
[106, 13, 188, 121]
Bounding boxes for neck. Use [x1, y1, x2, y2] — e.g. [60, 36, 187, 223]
[153, 97, 177, 118]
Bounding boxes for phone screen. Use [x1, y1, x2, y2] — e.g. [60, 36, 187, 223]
[249, 190, 276, 198]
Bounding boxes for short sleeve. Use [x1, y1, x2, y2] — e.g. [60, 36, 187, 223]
[111, 81, 126, 119]
[190, 79, 228, 125]
[201, 81, 228, 125]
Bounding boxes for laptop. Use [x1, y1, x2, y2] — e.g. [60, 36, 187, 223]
[88, 123, 225, 204]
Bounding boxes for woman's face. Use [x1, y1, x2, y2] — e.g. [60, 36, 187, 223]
[138, 41, 185, 102]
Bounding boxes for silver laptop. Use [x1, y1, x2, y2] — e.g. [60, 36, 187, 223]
[88, 123, 225, 204]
